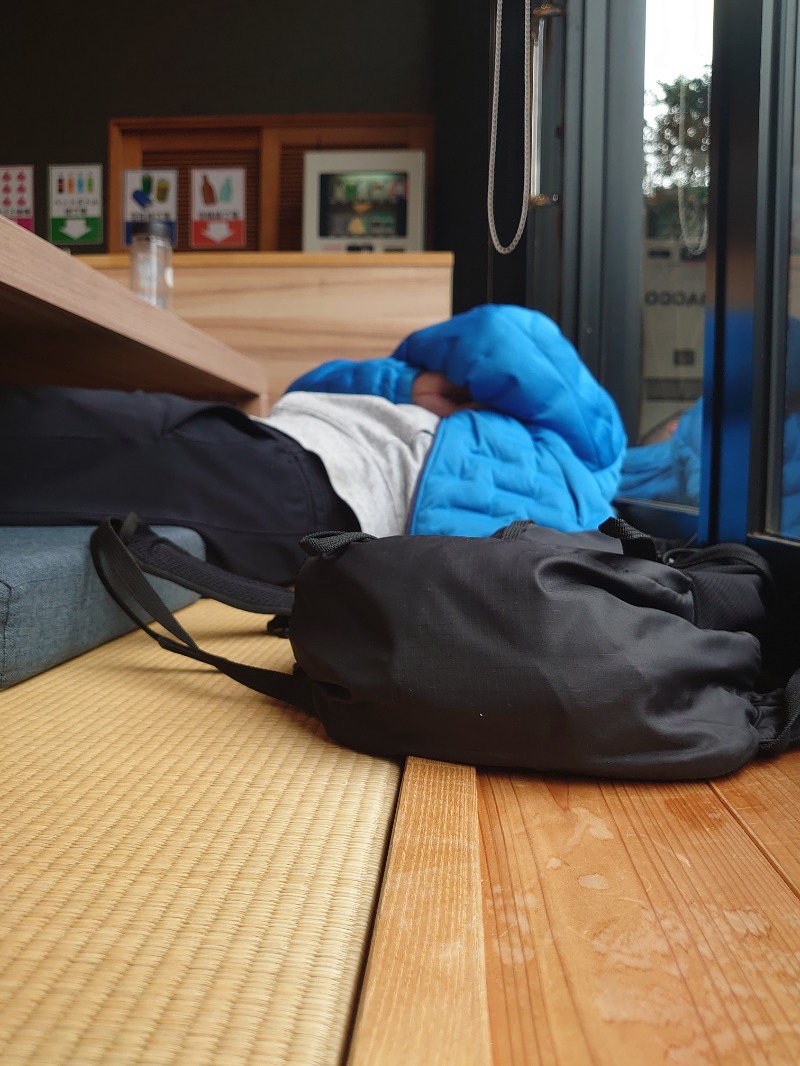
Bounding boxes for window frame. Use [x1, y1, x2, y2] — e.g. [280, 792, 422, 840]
[596, 0, 800, 565]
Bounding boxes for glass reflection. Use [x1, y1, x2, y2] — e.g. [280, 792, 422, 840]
[779, 69, 800, 538]
[620, 0, 713, 507]
[779, 347, 800, 539]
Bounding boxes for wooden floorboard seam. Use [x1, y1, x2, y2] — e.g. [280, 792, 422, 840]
[709, 780, 800, 899]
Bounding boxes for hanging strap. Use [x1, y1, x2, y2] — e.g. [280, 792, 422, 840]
[89, 517, 315, 712]
[300, 529, 376, 555]
[598, 516, 661, 561]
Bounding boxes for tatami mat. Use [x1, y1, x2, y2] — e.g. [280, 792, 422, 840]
[0, 599, 402, 1065]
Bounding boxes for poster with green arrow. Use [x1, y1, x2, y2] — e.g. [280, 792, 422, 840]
[48, 165, 103, 245]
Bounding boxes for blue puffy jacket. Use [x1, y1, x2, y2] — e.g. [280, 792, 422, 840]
[618, 401, 703, 505]
[620, 399, 800, 540]
[287, 304, 627, 536]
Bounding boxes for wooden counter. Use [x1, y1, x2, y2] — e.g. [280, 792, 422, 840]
[85, 251, 454, 403]
[0, 219, 269, 411]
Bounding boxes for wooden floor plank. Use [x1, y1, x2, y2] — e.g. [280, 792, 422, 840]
[347, 758, 492, 1066]
[479, 772, 800, 1065]
[479, 773, 594, 1066]
[712, 748, 800, 892]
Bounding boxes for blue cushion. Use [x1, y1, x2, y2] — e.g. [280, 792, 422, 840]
[0, 525, 205, 689]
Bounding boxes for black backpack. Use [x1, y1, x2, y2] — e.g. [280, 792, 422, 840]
[90, 514, 800, 781]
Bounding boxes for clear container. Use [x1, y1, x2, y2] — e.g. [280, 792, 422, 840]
[129, 220, 174, 309]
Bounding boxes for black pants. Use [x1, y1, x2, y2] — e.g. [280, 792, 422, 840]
[1, 385, 358, 584]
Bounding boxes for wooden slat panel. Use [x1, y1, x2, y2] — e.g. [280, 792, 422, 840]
[259, 131, 283, 250]
[107, 114, 435, 252]
[107, 129, 142, 256]
[479, 772, 800, 1065]
[348, 758, 491, 1066]
[111, 112, 434, 132]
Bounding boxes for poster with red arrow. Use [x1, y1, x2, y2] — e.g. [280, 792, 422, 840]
[0, 166, 34, 232]
[190, 168, 246, 249]
[48, 165, 103, 245]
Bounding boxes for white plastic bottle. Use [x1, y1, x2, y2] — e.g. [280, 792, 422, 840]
[129, 220, 174, 309]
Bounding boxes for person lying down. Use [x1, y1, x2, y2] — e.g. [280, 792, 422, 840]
[2, 303, 631, 584]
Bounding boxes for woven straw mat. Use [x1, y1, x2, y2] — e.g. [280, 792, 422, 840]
[0, 598, 402, 1066]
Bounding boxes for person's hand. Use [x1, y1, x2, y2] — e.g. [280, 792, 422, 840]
[411, 371, 477, 417]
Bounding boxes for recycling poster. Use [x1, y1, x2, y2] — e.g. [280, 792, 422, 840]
[123, 169, 178, 245]
[190, 168, 245, 248]
[48, 165, 103, 245]
[0, 166, 34, 231]
[9, 163, 247, 250]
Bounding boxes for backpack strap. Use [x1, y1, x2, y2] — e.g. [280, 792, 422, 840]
[600, 518, 775, 588]
[665, 541, 774, 586]
[752, 667, 800, 756]
[115, 514, 296, 617]
[300, 530, 377, 554]
[89, 517, 314, 712]
[598, 516, 661, 560]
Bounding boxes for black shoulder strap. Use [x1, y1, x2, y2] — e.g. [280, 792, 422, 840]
[115, 514, 296, 616]
[89, 517, 314, 713]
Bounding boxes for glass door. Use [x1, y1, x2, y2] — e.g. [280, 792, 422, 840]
[640, 3, 713, 445]
[764, 0, 800, 543]
[440, 0, 799, 557]
[615, 2, 714, 515]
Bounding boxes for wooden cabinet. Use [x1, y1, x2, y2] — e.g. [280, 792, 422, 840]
[107, 113, 435, 253]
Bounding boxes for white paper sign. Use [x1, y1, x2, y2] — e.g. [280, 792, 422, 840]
[0, 165, 34, 231]
[190, 167, 246, 248]
[49, 164, 103, 244]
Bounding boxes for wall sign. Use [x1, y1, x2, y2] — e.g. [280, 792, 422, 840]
[0, 165, 34, 231]
[123, 169, 178, 245]
[48, 165, 103, 244]
[190, 168, 245, 248]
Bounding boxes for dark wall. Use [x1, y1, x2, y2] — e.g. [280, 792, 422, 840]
[6, 2, 433, 126]
[433, 1, 493, 311]
[6, 0, 525, 312]
[6, 1, 432, 246]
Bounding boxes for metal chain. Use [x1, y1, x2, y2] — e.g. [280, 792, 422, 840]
[487, 0, 532, 255]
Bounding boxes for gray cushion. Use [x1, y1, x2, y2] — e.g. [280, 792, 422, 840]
[0, 525, 205, 689]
